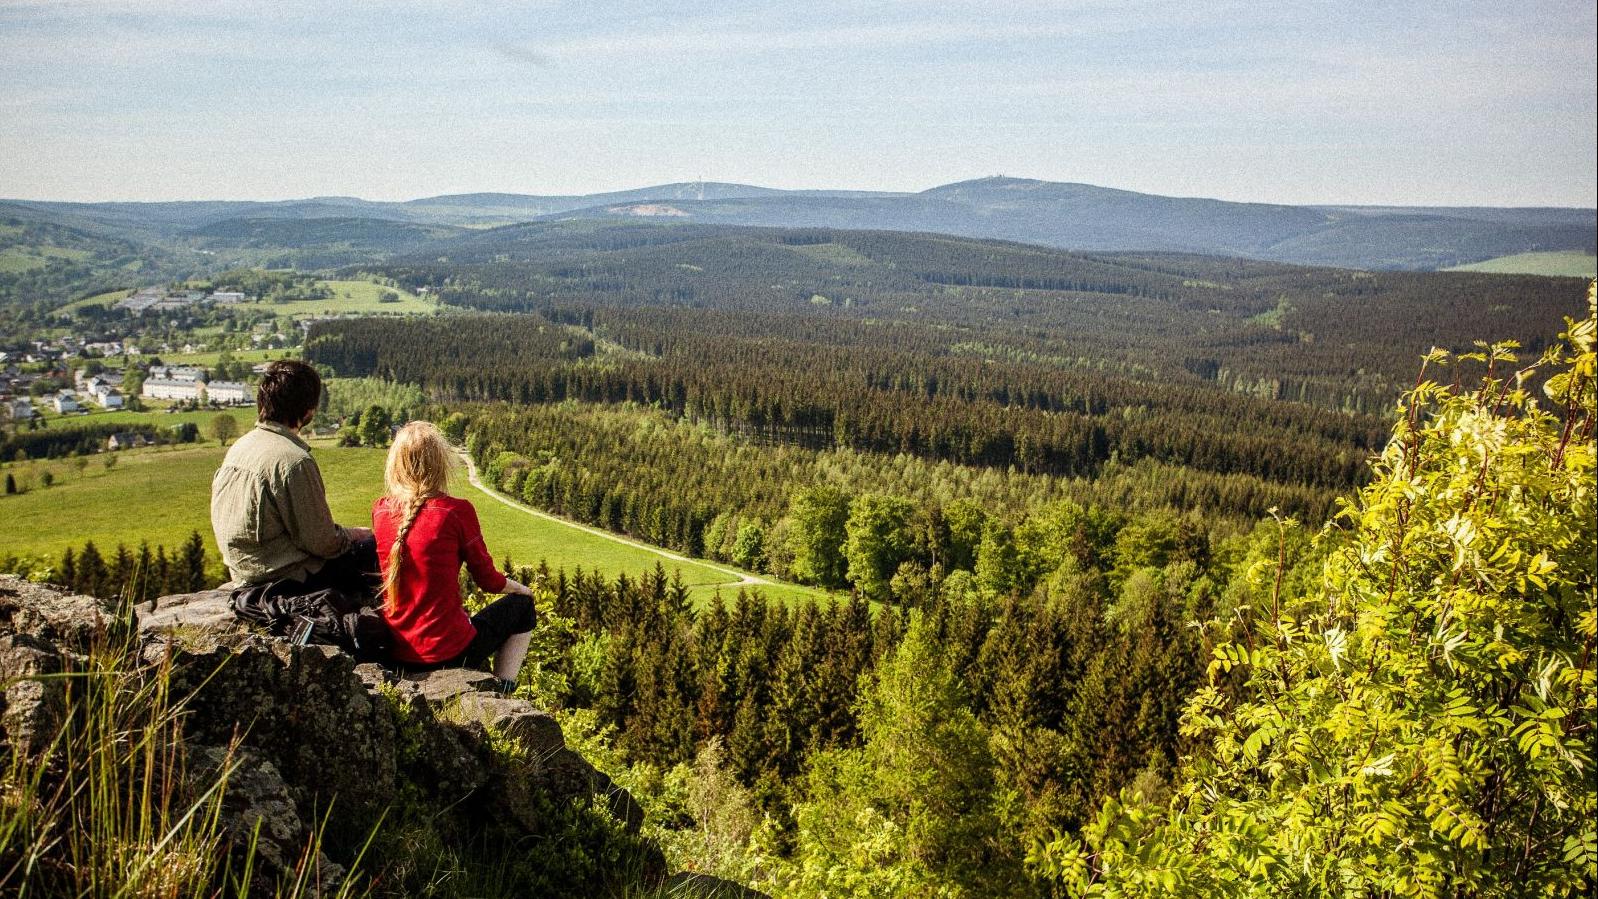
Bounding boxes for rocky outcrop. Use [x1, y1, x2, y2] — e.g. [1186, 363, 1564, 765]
[0, 576, 687, 895]
[0, 576, 123, 756]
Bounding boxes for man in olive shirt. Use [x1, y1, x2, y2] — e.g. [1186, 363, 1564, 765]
[211, 360, 377, 595]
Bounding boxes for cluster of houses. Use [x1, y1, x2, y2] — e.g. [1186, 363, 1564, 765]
[141, 364, 252, 405]
[3, 371, 130, 417]
[2, 339, 126, 366]
[76, 370, 127, 410]
[1, 360, 257, 424]
[0, 337, 217, 366]
[115, 287, 248, 313]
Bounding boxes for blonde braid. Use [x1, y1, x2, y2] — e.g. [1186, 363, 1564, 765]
[379, 420, 458, 614]
[382, 493, 431, 614]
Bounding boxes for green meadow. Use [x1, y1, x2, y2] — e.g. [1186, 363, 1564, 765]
[55, 287, 134, 313]
[157, 347, 293, 366]
[54, 278, 437, 322]
[235, 279, 440, 317]
[36, 406, 251, 434]
[1446, 251, 1596, 278]
[0, 244, 93, 274]
[0, 438, 821, 605]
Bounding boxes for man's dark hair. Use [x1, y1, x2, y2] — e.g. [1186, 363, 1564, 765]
[256, 360, 322, 427]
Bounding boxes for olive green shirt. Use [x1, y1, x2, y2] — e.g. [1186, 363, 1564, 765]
[210, 421, 352, 585]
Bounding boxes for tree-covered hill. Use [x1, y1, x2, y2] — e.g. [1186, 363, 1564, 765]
[0, 207, 197, 307]
[365, 221, 1585, 413]
[183, 216, 467, 269]
[298, 284, 1594, 898]
[535, 176, 1594, 270]
[7, 175, 1592, 273]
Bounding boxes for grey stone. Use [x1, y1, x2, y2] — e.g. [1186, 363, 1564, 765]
[604, 782, 648, 834]
[0, 574, 116, 649]
[137, 588, 237, 634]
[405, 666, 500, 704]
[451, 692, 566, 756]
[0, 634, 65, 757]
[189, 744, 346, 888]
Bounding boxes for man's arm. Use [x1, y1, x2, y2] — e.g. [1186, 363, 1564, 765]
[279, 457, 353, 560]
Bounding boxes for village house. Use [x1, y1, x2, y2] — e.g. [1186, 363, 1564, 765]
[143, 378, 203, 402]
[90, 384, 124, 409]
[51, 391, 80, 414]
[117, 288, 169, 312]
[211, 291, 246, 304]
[148, 365, 205, 382]
[106, 432, 152, 451]
[5, 398, 33, 421]
[204, 380, 253, 405]
[76, 371, 124, 390]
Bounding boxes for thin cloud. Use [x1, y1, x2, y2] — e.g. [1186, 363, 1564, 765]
[490, 41, 555, 68]
[543, 19, 1148, 60]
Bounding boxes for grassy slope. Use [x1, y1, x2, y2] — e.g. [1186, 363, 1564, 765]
[156, 347, 294, 366]
[1446, 251, 1596, 278]
[0, 244, 93, 273]
[35, 407, 251, 432]
[55, 288, 135, 313]
[55, 279, 434, 322]
[0, 438, 818, 605]
[231, 279, 439, 317]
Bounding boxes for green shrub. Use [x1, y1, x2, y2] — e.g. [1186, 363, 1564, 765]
[1035, 287, 1597, 896]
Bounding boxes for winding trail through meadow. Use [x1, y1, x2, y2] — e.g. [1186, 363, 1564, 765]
[457, 449, 771, 590]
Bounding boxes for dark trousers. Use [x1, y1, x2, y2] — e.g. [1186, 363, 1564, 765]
[402, 593, 537, 672]
[301, 535, 382, 603]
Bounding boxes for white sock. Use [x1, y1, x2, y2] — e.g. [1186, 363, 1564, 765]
[493, 631, 532, 682]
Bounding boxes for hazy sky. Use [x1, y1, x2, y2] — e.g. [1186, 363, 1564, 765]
[2, 0, 1594, 205]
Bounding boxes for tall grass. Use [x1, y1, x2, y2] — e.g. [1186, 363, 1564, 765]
[0, 592, 367, 897]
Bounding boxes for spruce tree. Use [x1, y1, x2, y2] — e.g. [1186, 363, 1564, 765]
[76, 542, 108, 598]
[135, 542, 155, 602]
[58, 546, 77, 591]
[108, 544, 134, 601]
[181, 531, 207, 591]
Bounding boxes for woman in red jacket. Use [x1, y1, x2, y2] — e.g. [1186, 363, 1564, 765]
[374, 421, 536, 692]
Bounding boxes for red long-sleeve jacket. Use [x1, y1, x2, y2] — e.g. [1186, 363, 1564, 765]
[373, 494, 507, 664]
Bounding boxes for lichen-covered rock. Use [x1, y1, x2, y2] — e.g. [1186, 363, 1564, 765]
[189, 744, 346, 888]
[0, 574, 117, 648]
[0, 575, 117, 758]
[3, 577, 744, 895]
[448, 692, 566, 756]
[162, 636, 402, 837]
[136, 587, 239, 635]
[0, 633, 65, 757]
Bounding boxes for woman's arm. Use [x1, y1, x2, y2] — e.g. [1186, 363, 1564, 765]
[453, 501, 509, 594]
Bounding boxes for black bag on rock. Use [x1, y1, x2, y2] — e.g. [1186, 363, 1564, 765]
[229, 578, 391, 662]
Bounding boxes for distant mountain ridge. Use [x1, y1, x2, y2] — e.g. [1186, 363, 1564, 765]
[4, 176, 1594, 272]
